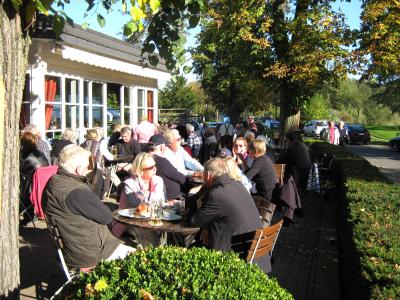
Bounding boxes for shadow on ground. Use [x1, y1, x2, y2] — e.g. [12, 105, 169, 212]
[19, 224, 65, 299]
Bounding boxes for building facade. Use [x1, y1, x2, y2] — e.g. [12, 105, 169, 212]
[21, 18, 171, 144]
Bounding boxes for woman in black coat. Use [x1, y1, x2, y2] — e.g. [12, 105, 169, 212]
[20, 132, 49, 224]
[244, 139, 276, 201]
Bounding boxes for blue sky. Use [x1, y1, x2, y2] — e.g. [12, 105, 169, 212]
[61, 0, 362, 81]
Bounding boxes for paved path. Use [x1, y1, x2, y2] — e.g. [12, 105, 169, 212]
[346, 144, 400, 183]
[270, 192, 339, 299]
[19, 194, 340, 299]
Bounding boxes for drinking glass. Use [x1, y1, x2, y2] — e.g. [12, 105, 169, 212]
[111, 146, 118, 160]
[149, 195, 163, 226]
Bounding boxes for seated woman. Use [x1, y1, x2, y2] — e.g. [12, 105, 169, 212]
[223, 156, 252, 193]
[20, 132, 49, 225]
[244, 140, 276, 201]
[112, 153, 165, 244]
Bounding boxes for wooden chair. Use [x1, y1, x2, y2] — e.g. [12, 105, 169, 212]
[274, 163, 286, 184]
[231, 219, 284, 264]
[253, 196, 276, 227]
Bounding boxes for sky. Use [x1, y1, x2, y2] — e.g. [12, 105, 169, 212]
[61, 0, 363, 81]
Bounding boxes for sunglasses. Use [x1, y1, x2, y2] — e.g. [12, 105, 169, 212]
[142, 165, 157, 172]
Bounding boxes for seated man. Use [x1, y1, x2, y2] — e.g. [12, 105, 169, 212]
[164, 129, 204, 176]
[112, 126, 142, 186]
[148, 134, 187, 200]
[190, 158, 262, 252]
[277, 131, 312, 192]
[43, 144, 134, 269]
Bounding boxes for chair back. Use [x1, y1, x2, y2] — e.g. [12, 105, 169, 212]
[45, 215, 73, 280]
[231, 219, 283, 264]
[274, 164, 286, 184]
[252, 196, 276, 227]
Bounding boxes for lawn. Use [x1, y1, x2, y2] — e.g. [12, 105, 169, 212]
[366, 125, 400, 141]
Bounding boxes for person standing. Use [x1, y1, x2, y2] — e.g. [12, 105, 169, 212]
[133, 115, 158, 151]
[338, 121, 348, 146]
[186, 124, 203, 159]
[323, 121, 340, 145]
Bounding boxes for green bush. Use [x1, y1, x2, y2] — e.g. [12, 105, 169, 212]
[57, 246, 293, 299]
[310, 142, 400, 299]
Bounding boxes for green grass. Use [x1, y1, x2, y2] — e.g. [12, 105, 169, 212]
[366, 125, 400, 141]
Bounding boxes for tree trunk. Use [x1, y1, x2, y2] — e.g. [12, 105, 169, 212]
[0, 4, 31, 298]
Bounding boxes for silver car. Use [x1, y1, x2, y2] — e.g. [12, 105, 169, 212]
[303, 120, 328, 137]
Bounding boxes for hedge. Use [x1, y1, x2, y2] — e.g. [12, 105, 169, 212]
[309, 141, 400, 299]
[56, 246, 293, 299]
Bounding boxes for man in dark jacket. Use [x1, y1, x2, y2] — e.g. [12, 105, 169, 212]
[278, 131, 311, 192]
[43, 144, 133, 269]
[116, 126, 141, 162]
[191, 158, 262, 251]
[148, 134, 187, 200]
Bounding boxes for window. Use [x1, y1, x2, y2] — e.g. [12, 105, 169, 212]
[137, 89, 145, 121]
[147, 90, 154, 123]
[65, 78, 80, 129]
[44, 75, 62, 140]
[123, 86, 131, 125]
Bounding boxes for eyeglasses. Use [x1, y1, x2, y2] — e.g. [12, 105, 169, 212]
[142, 165, 157, 172]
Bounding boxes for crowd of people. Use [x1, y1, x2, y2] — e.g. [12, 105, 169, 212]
[19, 115, 313, 273]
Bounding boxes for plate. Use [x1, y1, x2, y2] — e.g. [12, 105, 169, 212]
[118, 209, 150, 219]
[161, 214, 182, 221]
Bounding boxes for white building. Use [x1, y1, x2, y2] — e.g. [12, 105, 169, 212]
[21, 16, 171, 144]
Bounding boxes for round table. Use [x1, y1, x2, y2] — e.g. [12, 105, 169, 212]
[113, 210, 200, 246]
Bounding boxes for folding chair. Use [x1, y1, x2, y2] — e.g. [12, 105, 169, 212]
[252, 196, 276, 227]
[231, 219, 284, 264]
[45, 215, 75, 281]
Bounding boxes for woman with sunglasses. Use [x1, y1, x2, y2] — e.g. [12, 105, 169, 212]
[113, 153, 166, 240]
[122, 152, 166, 208]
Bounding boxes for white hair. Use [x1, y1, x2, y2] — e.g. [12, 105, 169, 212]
[61, 128, 76, 142]
[165, 129, 180, 143]
[186, 124, 194, 132]
[59, 144, 91, 173]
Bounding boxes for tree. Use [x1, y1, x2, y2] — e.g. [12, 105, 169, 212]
[192, 0, 353, 131]
[301, 93, 331, 121]
[159, 76, 196, 109]
[358, 0, 400, 81]
[0, 0, 205, 297]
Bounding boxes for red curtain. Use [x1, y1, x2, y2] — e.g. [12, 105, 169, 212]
[45, 79, 57, 130]
[147, 91, 154, 123]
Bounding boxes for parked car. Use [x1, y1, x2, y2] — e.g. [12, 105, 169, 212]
[389, 136, 400, 152]
[264, 119, 280, 130]
[303, 120, 328, 137]
[347, 124, 370, 144]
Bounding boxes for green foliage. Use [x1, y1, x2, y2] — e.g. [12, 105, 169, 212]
[57, 247, 293, 299]
[358, 0, 400, 81]
[301, 93, 331, 121]
[310, 142, 400, 299]
[366, 125, 400, 141]
[159, 76, 196, 109]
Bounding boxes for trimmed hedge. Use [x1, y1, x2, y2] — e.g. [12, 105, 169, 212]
[56, 246, 293, 299]
[309, 141, 400, 299]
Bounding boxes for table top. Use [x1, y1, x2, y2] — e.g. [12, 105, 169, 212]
[107, 155, 136, 164]
[112, 210, 200, 235]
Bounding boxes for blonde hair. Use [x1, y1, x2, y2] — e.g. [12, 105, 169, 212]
[93, 127, 104, 140]
[249, 139, 266, 156]
[204, 157, 229, 179]
[85, 129, 98, 140]
[139, 115, 148, 122]
[223, 156, 242, 181]
[61, 128, 76, 142]
[131, 152, 155, 176]
[234, 136, 248, 148]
